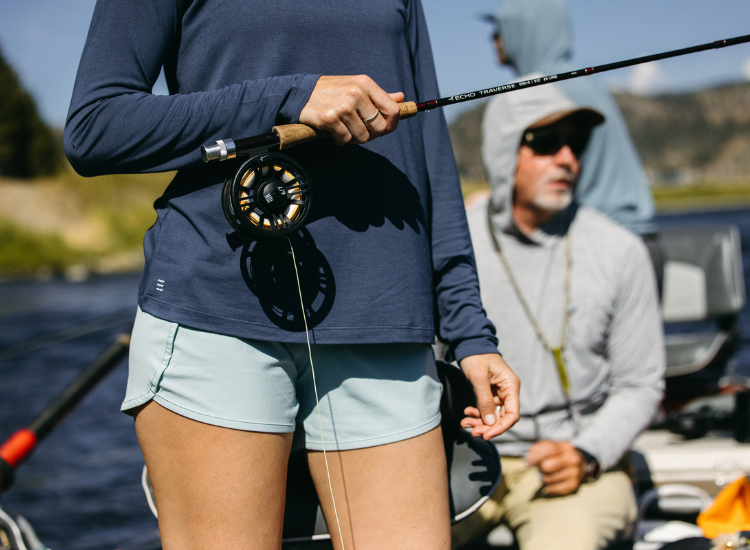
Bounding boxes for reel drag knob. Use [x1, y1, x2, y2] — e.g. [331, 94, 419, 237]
[222, 153, 313, 240]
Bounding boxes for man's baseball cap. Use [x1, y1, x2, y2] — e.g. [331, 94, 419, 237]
[527, 107, 604, 130]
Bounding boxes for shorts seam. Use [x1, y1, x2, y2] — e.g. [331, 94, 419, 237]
[148, 317, 178, 390]
[122, 391, 155, 409]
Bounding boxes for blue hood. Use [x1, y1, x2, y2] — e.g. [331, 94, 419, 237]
[496, 0, 574, 75]
[493, 0, 656, 235]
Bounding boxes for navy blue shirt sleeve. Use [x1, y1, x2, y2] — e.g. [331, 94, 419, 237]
[64, 0, 319, 176]
[408, 0, 499, 362]
[63, 0, 499, 361]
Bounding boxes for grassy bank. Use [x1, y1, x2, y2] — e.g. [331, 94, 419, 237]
[1, 170, 749, 279]
[0, 166, 173, 279]
[0, 221, 91, 276]
[651, 181, 750, 212]
[461, 179, 750, 213]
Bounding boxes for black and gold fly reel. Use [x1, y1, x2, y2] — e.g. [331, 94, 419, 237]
[222, 153, 313, 240]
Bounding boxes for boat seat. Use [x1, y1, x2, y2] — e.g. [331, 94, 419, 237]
[141, 361, 502, 547]
[631, 483, 712, 550]
[660, 225, 745, 378]
[664, 332, 731, 378]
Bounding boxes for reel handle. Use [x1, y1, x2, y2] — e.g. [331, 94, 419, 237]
[273, 101, 418, 150]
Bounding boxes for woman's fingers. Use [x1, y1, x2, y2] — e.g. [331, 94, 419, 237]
[299, 75, 403, 145]
[458, 353, 520, 440]
[362, 91, 404, 136]
[460, 406, 483, 431]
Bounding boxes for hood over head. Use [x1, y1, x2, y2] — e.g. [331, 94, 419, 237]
[481, 77, 603, 232]
[482, 0, 657, 236]
[492, 0, 573, 75]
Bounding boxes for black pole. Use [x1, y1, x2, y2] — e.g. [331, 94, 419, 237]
[201, 32, 750, 159]
[416, 33, 750, 111]
[0, 334, 130, 492]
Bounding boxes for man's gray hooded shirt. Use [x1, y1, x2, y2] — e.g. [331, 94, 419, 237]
[472, 82, 665, 470]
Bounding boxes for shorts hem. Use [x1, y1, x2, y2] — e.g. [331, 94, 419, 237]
[122, 392, 296, 433]
[303, 412, 442, 451]
[153, 395, 296, 432]
[121, 389, 161, 416]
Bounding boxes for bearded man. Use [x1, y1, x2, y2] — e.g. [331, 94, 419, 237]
[454, 82, 665, 550]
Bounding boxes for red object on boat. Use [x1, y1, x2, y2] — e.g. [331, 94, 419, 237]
[0, 429, 38, 468]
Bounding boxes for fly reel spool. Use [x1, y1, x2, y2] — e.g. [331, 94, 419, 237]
[222, 153, 313, 239]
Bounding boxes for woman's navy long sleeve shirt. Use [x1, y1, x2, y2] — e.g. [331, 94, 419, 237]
[64, 0, 498, 362]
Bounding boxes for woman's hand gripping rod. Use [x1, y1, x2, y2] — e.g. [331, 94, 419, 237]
[201, 103, 418, 162]
[201, 32, 750, 162]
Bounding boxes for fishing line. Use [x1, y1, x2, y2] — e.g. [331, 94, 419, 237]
[287, 236, 347, 550]
[0, 310, 134, 363]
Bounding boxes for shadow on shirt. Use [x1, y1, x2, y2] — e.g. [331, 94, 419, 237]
[224, 143, 425, 332]
[237, 228, 336, 333]
[294, 141, 426, 234]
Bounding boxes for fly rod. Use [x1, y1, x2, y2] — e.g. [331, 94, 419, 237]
[210, 32, 750, 241]
[0, 334, 130, 492]
[202, 32, 750, 161]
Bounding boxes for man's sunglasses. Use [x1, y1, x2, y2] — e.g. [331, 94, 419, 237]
[521, 126, 592, 158]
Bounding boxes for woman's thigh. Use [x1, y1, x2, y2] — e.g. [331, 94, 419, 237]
[307, 425, 451, 550]
[134, 401, 293, 550]
[126, 309, 448, 548]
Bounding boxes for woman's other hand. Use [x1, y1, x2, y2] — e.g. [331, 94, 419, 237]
[459, 353, 521, 440]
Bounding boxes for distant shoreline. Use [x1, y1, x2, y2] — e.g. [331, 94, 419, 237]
[652, 183, 750, 214]
[1, 173, 749, 280]
[462, 179, 750, 215]
[655, 200, 750, 215]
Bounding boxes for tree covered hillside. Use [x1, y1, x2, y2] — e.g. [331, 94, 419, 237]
[448, 82, 750, 186]
[614, 83, 750, 182]
[0, 47, 62, 178]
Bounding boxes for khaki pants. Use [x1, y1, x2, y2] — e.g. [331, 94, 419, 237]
[452, 457, 637, 550]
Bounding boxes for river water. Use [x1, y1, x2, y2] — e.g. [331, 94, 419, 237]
[1, 207, 749, 550]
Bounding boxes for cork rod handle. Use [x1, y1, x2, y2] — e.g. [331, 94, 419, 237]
[273, 102, 418, 150]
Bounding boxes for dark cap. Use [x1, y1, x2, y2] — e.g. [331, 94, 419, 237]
[527, 107, 605, 131]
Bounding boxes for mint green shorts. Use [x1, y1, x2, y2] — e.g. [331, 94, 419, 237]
[122, 308, 442, 451]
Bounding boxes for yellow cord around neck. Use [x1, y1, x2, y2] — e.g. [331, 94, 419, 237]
[487, 206, 573, 401]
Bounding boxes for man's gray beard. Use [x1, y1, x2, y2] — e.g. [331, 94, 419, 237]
[532, 188, 573, 213]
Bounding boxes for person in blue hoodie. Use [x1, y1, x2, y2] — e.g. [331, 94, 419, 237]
[484, 0, 664, 292]
[64, 1, 520, 548]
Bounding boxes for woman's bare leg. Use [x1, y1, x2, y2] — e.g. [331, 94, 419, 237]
[307, 425, 451, 550]
[134, 401, 292, 550]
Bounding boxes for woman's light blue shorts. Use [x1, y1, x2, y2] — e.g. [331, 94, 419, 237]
[122, 308, 442, 451]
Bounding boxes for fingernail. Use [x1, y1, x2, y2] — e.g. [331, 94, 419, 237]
[484, 414, 496, 425]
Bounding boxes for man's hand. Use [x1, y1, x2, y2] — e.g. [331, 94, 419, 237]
[525, 440, 586, 496]
[458, 353, 520, 440]
[299, 75, 404, 146]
